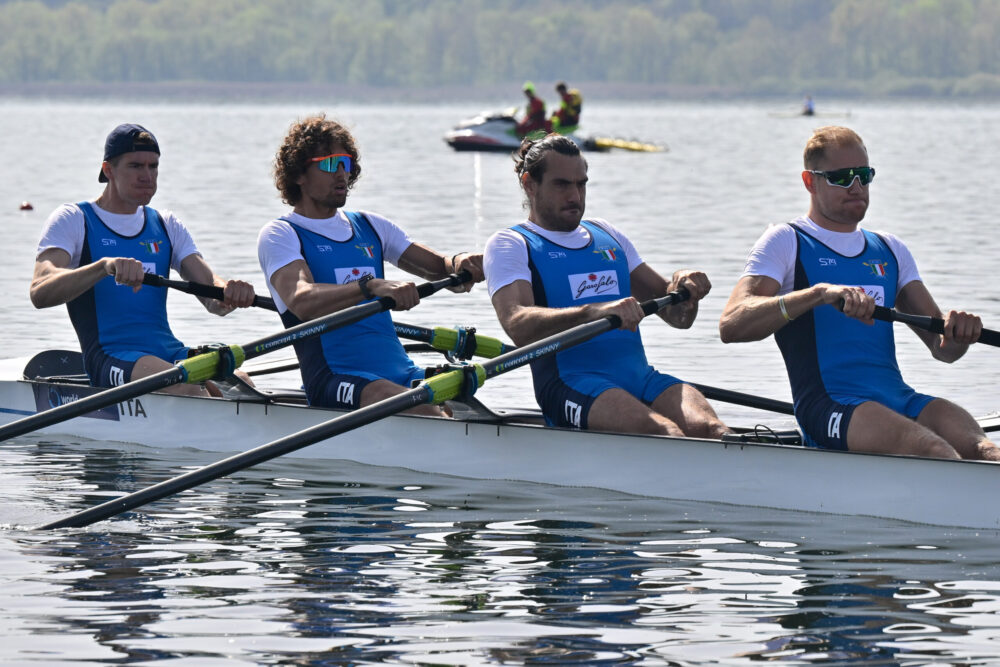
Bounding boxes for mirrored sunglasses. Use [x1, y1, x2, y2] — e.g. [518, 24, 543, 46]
[311, 153, 353, 174]
[808, 166, 875, 188]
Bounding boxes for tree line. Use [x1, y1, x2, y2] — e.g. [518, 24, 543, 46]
[1, 0, 998, 96]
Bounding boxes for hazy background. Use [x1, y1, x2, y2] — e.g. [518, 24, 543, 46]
[1, 0, 999, 101]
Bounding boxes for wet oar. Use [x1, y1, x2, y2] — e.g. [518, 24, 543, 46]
[40, 289, 690, 530]
[0, 272, 471, 443]
[142, 273, 277, 311]
[871, 306, 1000, 346]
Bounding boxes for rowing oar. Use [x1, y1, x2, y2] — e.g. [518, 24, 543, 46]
[0, 271, 472, 444]
[871, 306, 1000, 346]
[39, 288, 690, 530]
[142, 273, 277, 311]
[145, 275, 514, 362]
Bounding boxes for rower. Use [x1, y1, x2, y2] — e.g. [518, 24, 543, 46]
[483, 133, 729, 438]
[719, 125, 1000, 461]
[30, 123, 256, 397]
[258, 114, 485, 417]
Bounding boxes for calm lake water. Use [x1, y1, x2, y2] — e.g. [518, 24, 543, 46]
[1, 96, 1000, 664]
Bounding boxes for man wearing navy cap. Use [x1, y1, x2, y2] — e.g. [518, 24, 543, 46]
[30, 123, 256, 396]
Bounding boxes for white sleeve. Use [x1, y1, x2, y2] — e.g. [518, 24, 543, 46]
[160, 211, 201, 273]
[36, 204, 86, 267]
[484, 229, 530, 297]
[361, 211, 413, 265]
[257, 219, 305, 287]
[590, 219, 643, 272]
[740, 224, 798, 294]
[881, 232, 922, 293]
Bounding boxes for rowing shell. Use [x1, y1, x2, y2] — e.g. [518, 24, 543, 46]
[1, 353, 999, 530]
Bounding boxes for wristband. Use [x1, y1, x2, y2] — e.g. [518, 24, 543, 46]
[451, 253, 462, 272]
[358, 275, 374, 300]
[778, 295, 794, 322]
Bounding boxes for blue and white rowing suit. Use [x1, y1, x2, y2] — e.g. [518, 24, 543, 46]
[511, 220, 682, 429]
[275, 211, 423, 410]
[775, 222, 934, 449]
[67, 202, 188, 386]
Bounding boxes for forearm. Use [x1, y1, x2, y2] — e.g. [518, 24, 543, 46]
[30, 259, 110, 308]
[502, 303, 603, 346]
[720, 285, 827, 342]
[286, 281, 370, 321]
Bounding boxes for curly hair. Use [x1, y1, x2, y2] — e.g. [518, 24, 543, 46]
[273, 114, 362, 206]
[803, 126, 866, 170]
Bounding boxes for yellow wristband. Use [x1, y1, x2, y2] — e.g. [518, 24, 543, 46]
[778, 295, 794, 322]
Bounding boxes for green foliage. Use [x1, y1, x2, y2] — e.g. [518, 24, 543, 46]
[0, 0, 998, 96]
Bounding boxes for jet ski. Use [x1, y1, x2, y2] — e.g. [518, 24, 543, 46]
[443, 109, 665, 153]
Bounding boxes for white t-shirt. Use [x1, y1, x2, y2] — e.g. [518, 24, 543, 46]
[36, 202, 199, 273]
[741, 216, 921, 295]
[484, 218, 643, 297]
[257, 209, 413, 313]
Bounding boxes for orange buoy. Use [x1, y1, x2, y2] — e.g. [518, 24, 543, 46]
[19, 201, 33, 211]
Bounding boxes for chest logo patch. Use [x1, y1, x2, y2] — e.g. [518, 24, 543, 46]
[568, 270, 620, 300]
[864, 260, 889, 278]
[594, 246, 618, 262]
[139, 240, 163, 254]
[336, 266, 376, 285]
[356, 244, 375, 259]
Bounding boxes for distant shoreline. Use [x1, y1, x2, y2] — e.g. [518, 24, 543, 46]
[2, 81, 998, 104]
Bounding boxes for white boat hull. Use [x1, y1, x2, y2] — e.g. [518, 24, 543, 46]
[1, 355, 998, 529]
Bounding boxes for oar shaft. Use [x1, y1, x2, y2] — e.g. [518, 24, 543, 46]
[690, 383, 793, 416]
[240, 272, 471, 362]
[482, 289, 690, 380]
[872, 305, 1000, 347]
[40, 386, 433, 530]
[142, 274, 277, 311]
[0, 367, 184, 442]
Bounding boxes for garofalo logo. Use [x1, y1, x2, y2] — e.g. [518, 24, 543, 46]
[568, 270, 619, 300]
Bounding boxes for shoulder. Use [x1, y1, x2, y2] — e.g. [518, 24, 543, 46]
[485, 227, 529, 253]
[257, 217, 298, 245]
[43, 202, 85, 227]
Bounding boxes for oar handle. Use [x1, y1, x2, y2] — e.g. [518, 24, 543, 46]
[640, 287, 690, 317]
[872, 305, 1000, 347]
[142, 274, 277, 311]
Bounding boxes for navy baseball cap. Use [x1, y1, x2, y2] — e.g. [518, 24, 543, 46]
[98, 123, 160, 182]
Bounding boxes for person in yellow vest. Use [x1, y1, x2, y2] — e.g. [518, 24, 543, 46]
[550, 81, 583, 132]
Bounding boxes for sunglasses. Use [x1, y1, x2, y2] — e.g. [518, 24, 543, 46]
[808, 166, 875, 188]
[310, 153, 353, 174]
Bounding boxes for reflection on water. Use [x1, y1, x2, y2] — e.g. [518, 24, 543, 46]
[2, 437, 1000, 663]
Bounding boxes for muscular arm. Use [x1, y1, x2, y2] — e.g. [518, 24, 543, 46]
[491, 279, 646, 346]
[719, 275, 875, 343]
[30, 248, 144, 308]
[895, 280, 980, 363]
[396, 243, 484, 293]
[630, 263, 710, 329]
[178, 254, 255, 316]
[269, 259, 374, 321]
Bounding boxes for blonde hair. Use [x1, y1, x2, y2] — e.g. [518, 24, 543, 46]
[803, 126, 866, 169]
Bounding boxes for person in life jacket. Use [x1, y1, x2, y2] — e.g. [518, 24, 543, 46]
[484, 133, 729, 438]
[30, 123, 257, 396]
[550, 81, 583, 131]
[720, 125, 1000, 462]
[258, 114, 485, 416]
[515, 81, 549, 138]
